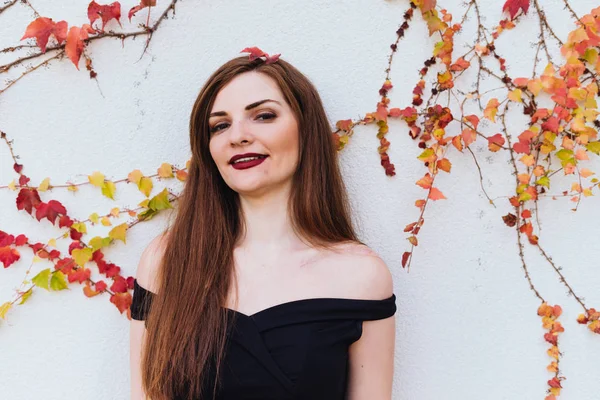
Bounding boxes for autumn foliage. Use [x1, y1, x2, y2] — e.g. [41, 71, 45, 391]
[1, 0, 599, 398]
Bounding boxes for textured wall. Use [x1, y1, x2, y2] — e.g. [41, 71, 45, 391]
[0, 0, 599, 399]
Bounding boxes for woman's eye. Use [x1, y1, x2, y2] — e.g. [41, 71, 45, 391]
[257, 112, 276, 121]
[210, 113, 276, 134]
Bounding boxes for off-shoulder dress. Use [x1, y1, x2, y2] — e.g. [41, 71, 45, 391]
[131, 278, 396, 400]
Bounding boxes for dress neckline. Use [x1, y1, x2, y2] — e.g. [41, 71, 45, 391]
[223, 293, 396, 319]
[133, 278, 395, 320]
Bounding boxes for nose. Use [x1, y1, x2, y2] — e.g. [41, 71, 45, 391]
[229, 118, 253, 146]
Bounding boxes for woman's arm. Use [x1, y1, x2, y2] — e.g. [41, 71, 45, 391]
[345, 253, 396, 400]
[129, 233, 167, 400]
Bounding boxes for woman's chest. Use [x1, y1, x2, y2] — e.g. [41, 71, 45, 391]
[214, 316, 361, 400]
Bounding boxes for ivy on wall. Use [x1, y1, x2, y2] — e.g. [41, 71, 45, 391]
[1, 1, 599, 398]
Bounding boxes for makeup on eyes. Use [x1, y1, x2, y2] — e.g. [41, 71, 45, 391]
[209, 112, 277, 134]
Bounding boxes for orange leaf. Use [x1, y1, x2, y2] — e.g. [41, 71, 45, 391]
[436, 158, 452, 173]
[20, 17, 68, 53]
[65, 24, 95, 69]
[428, 187, 446, 200]
[110, 292, 132, 314]
[487, 133, 505, 152]
[128, 0, 156, 22]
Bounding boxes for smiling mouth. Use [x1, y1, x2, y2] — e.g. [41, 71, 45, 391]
[230, 155, 268, 170]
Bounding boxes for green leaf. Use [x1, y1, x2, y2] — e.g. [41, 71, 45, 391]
[138, 208, 157, 221]
[535, 176, 550, 188]
[585, 141, 600, 155]
[148, 188, 173, 211]
[32, 268, 51, 290]
[18, 288, 33, 305]
[555, 149, 573, 161]
[50, 271, 68, 291]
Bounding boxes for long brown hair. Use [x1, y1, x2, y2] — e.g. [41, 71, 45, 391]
[140, 55, 365, 399]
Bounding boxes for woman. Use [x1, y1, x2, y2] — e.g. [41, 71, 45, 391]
[129, 53, 397, 400]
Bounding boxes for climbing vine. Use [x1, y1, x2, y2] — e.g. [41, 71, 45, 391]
[1, 1, 599, 398]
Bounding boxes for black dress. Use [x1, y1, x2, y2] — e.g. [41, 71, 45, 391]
[131, 278, 397, 400]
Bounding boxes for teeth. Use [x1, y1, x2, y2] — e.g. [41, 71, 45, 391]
[233, 156, 263, 164]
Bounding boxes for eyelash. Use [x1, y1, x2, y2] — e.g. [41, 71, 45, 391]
[210, 112, 276, 134]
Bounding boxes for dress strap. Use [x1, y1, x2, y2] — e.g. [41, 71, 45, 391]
[251, 294, 397, 332]
[131, 278, 155, 321]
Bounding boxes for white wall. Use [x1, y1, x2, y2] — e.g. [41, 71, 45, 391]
[1, 0, 599, 399]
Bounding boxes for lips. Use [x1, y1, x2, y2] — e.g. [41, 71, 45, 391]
[229, 153, 268, 164]
[230, 156, 267, 170]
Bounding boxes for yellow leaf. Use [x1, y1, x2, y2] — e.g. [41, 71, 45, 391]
[508, 89, 522, 103]
[100, 216, 112, 226]
[138, 199, 150, 208]
[158, 163, 174, 178]
[18, 288, 33, 305]
[71, 222, 87, 234]
[68, 185, 78, 192]
[101, 181, 116, 200]
[110, 207, 120, 217]
[72, 248, 93, 267]
[47, 238, 57, 247]
[0, 302, 12, 319]
[138, 176, 153, 197]
[32, 255, 42, 263]
[109, 223, 128, 244]
[88, 171, 105, 187]
[89, 212, 99, 224]
[484, 98, 499, 122]
[128, 169, 143, 184]
[89, 236, 111, 251]
[38, 177, 50, 191]
[8, 179, 16, 190]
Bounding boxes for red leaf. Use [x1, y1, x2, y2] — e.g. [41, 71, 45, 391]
[59, 215, 74, 229]
[20, 17, 68, 53]
[19, 175, 30, 186]
[87, 1, 122, 31]
[15, 234, 28, 246]
[35, 200, 67, 224]
[0, 231, 14, 247]
[68, 267, 91, 283]
[0, 246, 20, 268]
[128, 0, 156, 22]
[55, 258, 75, 274]
[16, 188, 42, 215]
[13, 163, 23, 173]
[401, 251, 411, 268]
[95, 280, 108, 292]
[110, 275, 128, 293]
[240, 47, 281, 64]
[502, 0, 530, 20]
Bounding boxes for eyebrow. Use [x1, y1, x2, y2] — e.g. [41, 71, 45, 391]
[209, 99, 281, 118]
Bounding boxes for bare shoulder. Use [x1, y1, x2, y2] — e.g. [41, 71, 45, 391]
[321, 242, 394, 300]
[135, 231, 170, 294]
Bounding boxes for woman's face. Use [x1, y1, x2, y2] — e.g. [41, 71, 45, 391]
[208, 71, 300, 197]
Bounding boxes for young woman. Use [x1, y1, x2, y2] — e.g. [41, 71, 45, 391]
[129, 54, 397, 400]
